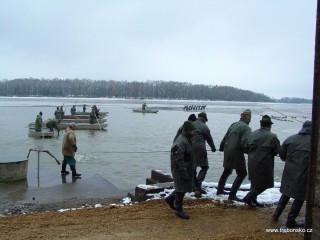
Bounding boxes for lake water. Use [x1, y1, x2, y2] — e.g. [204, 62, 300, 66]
[0, 97, 312, 190]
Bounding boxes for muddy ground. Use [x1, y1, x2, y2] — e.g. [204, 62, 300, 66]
[0, 198, 304, 240]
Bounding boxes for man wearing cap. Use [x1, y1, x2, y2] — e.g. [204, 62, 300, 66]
[61, 122, 81, 178]
[54, 107, 61, 120]
[217, 109, 252, 201]
[192, 112, 216, 196]
[34, 112, 43, 132]
[242, 115, 280, 207]
[173, 114, 197, 142]
[165, 121, 195, 219]
[272, 121, 311, 228]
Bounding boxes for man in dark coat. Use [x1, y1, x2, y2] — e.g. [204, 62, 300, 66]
[272, 121, 311, 228]
[173, 114, 197, 142]
[35, 112, 43, 132]
[243, 115, 280, 207]
[192, 112, 216, 196]
[70, 105, 76, 115]
[217, 109, 252, 201]
[54, 107, 61, 120]
[165, 121, 195, 219]
[45, 119, 60, 135]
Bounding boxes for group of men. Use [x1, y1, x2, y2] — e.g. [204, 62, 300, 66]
[166, 110, 311, 228]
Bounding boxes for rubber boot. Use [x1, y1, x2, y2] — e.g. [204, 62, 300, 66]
[196, 166, 209, 194]
[272, 194, 290, 221]
[242, 191, 256, 208]
[228, 175, 245, 202]
[286, 199, 304, 228]
[217, 168, 232, 195]
[175, 192, 189, 219]
[70, 165, 81, 178]
[61, 163, 70, 175]
[165, 191, 176, 210]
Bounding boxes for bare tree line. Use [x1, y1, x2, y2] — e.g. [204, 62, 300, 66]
[0, 78, 294, 102]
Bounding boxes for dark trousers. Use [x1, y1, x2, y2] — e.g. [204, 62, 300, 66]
[195, 166, 209, 189]
[175, 192, 186, 211]
[217, 167, 247, 196]
[273, 194, 304, 223]
[244, 188, 267, 200]
[166, 191, 186, 211]
[61, 163, 78, 176]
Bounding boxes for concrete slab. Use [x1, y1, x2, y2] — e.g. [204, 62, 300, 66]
[0, 169, 129, 205]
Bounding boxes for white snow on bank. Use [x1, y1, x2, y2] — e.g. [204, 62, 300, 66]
[148, 182, 284, 206]
[56, 182, 285, 213]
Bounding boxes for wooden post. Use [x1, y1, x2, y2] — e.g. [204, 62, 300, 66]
[305, 0, 320, 238]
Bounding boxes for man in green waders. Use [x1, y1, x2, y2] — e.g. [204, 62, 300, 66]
[35, 112, 43, 132]
[61, 122, 81, 178]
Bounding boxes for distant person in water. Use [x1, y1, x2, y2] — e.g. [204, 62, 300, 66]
[83, 104, 86, 112]
[35, 112, 43, 132]
[70, 105, 76, 115]
[45, 119, 60, 136]
[54, 107, 61, 120]
[59, 106, 65, 119]
[142, 103, 147, 110]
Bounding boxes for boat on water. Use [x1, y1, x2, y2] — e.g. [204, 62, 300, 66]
[63, 114, 105, 120]
[73, 111, 108, 116]
[57, 122, 108, 130]
[28, 129, 55, 138]
[60, 118, 107, 124]
[29, 123, 107, 131]
[132, 109, 158, 113]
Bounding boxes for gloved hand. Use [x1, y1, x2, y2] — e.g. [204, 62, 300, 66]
[73, 145, 78, 152]
[181, 173, 190, 181]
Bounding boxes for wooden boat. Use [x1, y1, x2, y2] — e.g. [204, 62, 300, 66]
[132, 109, 158, 113]
[63, 114, 106, 120]
[57, 122, 108, 130]
[74, 111, 108, 116]
[29, 122, 107, 130]
[60, 118, 107, 124]
[28, 129, 55, 138]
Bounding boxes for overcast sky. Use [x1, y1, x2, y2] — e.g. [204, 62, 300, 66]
[0, 0, 317, 99]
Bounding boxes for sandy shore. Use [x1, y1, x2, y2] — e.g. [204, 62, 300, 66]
[0, 199, 304, 240]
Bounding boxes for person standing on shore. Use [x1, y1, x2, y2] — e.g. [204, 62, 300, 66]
[35, 112, 43, 132]
[61, 122, 81, 178]
[165, 121, 195, 219]
[192, 112, 216, 197]
[217, 109, 252, 201]
[243, 115, 280, 207]
[272, 121, 311, 228]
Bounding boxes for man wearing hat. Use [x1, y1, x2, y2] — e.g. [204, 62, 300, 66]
[192, 112, 216, 196]
[61, 122, 81, 178]
[217, 109, 252, 201]
[242, 115, 280, 207]
[165, 121, 195, 219]
[272, 121, 311, 228]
